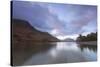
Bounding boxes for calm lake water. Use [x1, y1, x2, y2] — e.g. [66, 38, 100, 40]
[22, 42, 97, 65]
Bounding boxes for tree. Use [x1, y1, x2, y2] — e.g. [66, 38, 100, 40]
[76, 34, 83, 41]
[76, 32, 97, 42]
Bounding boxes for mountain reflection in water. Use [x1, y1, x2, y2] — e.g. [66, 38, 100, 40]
[23, 42, 97, 65]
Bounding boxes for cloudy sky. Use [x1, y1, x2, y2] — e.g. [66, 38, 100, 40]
[12, 1, 97, 40]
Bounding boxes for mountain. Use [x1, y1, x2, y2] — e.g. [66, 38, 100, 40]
[11, 19, 59, 66]
[62, 38, 75, 42]
[12, 19, 59, 42]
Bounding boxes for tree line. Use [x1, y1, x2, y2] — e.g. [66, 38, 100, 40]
[76, 32, 97, 41]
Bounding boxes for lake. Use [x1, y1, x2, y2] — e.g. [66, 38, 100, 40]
[20, 42, 97, 66]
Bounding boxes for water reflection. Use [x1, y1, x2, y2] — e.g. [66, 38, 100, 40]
[82, 48, 97, 61]
[78, 43, 97, 61]
[23, 42, 97, 65]
[49, 42, 81, 58]
[12, 42, 55, 66]
[56, 42, 80, 50]
[78, 44, 97, 52]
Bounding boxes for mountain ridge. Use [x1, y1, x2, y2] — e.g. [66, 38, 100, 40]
[11, 19, 59, 66]
[12, 19, 59, 42]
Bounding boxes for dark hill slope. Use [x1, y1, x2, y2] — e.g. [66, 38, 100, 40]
[11, 19, 59, 66]
[12, 19, 59, 42]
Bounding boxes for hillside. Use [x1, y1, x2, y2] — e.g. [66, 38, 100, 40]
[11, 19, 59, 66]
[12, 19, 59, 42]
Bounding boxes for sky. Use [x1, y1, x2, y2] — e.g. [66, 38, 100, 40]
[12, 1, 97, 40]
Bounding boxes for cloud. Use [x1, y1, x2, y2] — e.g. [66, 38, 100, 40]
[47, 4, 97, 36]
[12, 1, 97, 39]
[70, 8, 97, 34]
[13, 1, 59, 32]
